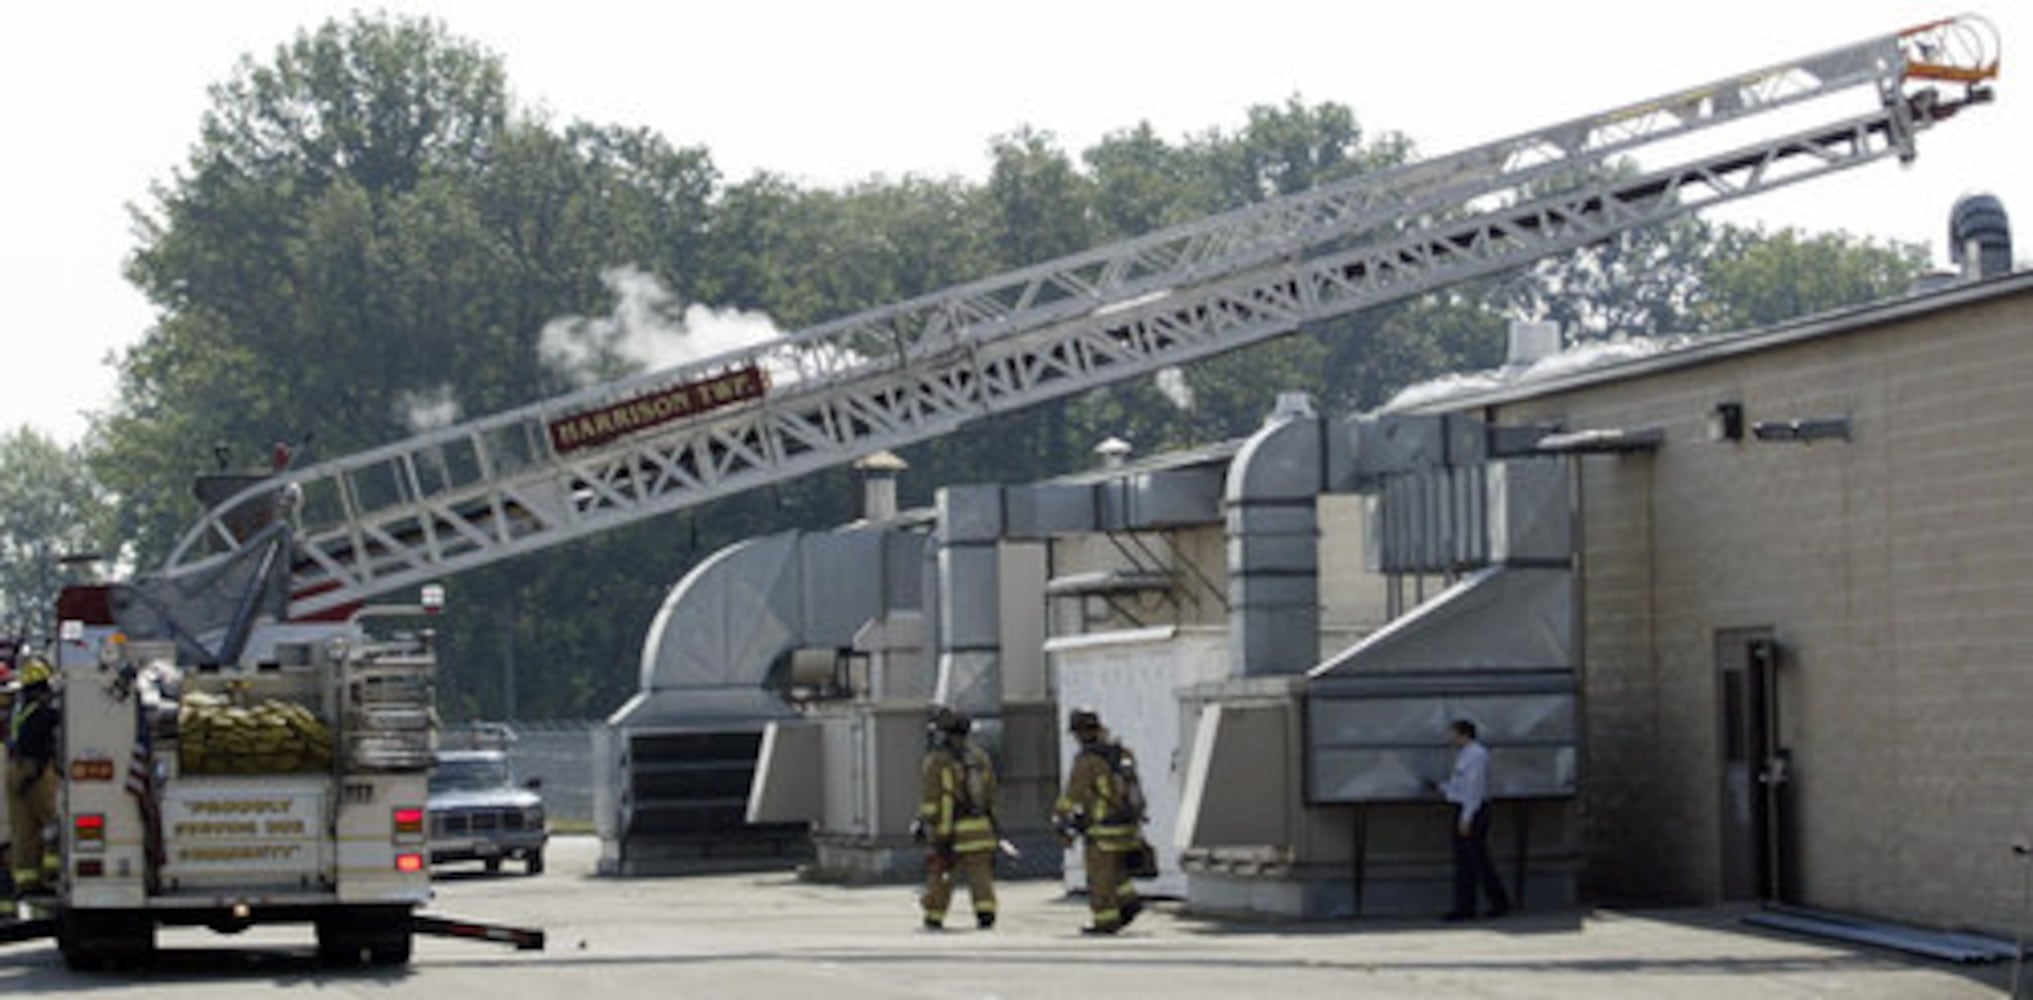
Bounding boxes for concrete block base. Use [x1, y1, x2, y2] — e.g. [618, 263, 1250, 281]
[1185, 860, 1578, 920]
[804, 833, 1067, 884]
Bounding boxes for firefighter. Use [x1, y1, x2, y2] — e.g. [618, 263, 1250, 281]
[7, 656, 60, 896]
[913, 706, 1000, 930]
[1053, 708, 1146, 935]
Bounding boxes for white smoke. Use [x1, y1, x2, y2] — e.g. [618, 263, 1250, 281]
[395, 384, 461, 433]
[540, 266, 785, 387]
[1154, 367, 1195, 411]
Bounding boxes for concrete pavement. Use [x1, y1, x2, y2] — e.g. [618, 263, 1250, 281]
[0, 835, 2013, 998]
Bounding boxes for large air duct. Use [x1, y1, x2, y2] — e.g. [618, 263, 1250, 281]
[1225, 395, 1327, 677]
[931, 460, 1231, 715]
[1183, 401, 1587, 918]
[598, 522, 930, 875]
[932, 485, 1007, 718]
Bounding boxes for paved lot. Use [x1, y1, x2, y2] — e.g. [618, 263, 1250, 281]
[0, 836, 2014, 998]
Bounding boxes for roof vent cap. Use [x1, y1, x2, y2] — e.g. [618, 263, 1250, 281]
[1949, 193, 2011, 280]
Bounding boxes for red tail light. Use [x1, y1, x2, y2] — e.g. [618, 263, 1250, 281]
[75, 813, 106, 852]
[393, 807, 425, 840]
[396, 852, 425, 873]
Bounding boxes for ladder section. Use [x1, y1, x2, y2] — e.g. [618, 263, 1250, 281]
[160, 18, 1997, 618]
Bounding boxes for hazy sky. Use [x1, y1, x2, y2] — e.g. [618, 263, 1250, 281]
[2, 1, 2024, 447]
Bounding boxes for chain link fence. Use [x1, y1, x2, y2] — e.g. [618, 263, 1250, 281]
[445, 720, 598, 826]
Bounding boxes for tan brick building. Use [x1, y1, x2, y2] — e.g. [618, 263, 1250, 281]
[1431, 273, 2033, 933]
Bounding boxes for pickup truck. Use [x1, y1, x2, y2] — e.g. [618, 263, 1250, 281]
[428, 749, 548, 875]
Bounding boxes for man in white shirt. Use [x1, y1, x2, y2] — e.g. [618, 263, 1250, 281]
[1433, 718, 1511, 921]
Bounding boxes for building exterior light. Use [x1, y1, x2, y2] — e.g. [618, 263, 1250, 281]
[1709, 402, 1745, 442]
[1751, 418, 1851, 443]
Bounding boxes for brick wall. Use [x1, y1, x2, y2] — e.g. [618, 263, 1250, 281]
[1490, 288, 2033, 933]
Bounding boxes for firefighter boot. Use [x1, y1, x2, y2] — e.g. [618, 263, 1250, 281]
[1121, 898, 1144, 927]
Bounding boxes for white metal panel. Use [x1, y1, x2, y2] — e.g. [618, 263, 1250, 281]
[1177, 702, 1292, 848]
[748, 721, 824, 825]
[1051, 628, 1230, 897]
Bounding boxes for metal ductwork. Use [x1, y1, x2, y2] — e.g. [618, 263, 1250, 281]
[932, 485, 1006, 719]
[598, 522, 929, 875]
[1950, 194, 2012, 281]
[1305, 565, 1577, 803]
[751, 452, 1228, 882]
[1178, 404, 1588, 917]
[1305, 457, 1577, 805]
[1222, 403, 1543, 675]
[1225, 396, 1328, 677]
[932, 460, 1231, 717]
[617, 525, 928, 721]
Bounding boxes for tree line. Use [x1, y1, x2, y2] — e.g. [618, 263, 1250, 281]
[0, 14, 1925, 718]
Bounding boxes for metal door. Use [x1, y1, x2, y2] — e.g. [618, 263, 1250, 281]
[1716, 629, 1780, 901]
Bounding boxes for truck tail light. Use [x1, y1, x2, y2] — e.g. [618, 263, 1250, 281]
[394, 806, 425, 841]
[75, 813, 106, 852]
[396, 852, 425, 873]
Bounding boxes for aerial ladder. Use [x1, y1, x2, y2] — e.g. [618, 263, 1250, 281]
[148, 17, 1997, 631]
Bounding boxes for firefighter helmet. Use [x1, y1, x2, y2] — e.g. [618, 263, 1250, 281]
[1068, 707, 1101, 733]
[19, 655, 53, 687]
[931, 706, 972, 735]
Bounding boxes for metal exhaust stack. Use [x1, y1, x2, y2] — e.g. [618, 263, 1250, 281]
[1950, 194, 2012, 281]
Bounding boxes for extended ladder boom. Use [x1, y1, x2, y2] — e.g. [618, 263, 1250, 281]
[161, 17, 1997, 619]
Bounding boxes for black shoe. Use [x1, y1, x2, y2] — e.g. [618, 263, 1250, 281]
[1120, 899, 1144, 927]
[1441, 910, 1475, 922]
[922, 917, 944, 932]
[976, 912, 996, 930]
[1081, 924, 1121, 936]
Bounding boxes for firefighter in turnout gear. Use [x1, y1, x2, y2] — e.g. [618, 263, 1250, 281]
[914, 707, 1000, 930]
[7, 656, 60, 896]
[1053, 708, 1146, 935]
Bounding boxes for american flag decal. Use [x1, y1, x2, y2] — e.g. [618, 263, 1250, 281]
[129, 694, 165, 881]
[127, 698, 152, 796]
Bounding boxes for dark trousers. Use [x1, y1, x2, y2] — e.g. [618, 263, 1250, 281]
[1452, 806, 1510, 915]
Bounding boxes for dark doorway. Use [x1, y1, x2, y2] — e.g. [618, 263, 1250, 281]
[1716, 629, 1783, 901]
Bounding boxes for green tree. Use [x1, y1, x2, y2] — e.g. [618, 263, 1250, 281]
[104, 13, 728, 530]
[95, 13, 731, 718]
[0, 428, 120, 638]
[1697, 227, 1927, 331]
[1085, 121, 1216, 237]
[1496, 165, 1929, 343]
[108, 14, 516, 559]
[1200, 96, 1409, 203]
[1501, 217, 1720, 339]
[985, 127, 1095, 266]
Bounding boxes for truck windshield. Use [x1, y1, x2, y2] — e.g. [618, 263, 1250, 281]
[431, 757, 511, 793]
